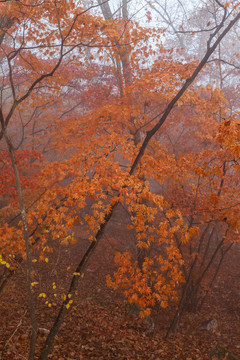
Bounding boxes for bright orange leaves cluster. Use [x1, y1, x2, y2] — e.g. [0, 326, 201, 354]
[0, 0, 239, 318]
[106, 247, 184, 317]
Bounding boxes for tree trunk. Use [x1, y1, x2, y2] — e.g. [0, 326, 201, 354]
[4, 131, 38, 360]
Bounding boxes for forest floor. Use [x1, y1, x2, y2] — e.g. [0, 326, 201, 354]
[0, 214, 239, 359]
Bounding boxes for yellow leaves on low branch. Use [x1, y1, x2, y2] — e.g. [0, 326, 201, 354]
[0, 255, 10, 269]
[39, 293, 47, 298]
[66, 299, 73, 310]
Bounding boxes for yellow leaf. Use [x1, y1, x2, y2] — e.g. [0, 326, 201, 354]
[39, 293, 46, 298]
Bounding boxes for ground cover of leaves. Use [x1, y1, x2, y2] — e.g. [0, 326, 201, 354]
[0, 240, 239, 360]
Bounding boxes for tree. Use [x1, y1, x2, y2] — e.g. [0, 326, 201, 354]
[0, 0, 240, 358]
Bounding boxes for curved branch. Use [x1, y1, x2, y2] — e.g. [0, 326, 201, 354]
[38, 10, 240, 360]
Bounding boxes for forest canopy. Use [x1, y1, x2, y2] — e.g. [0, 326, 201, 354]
[0, 0, 239, 359]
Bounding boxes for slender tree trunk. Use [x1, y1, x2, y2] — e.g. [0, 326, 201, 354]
[4, 131, 38, 360]
[37, 10, 240, 357]
[38, 202, 119, 360]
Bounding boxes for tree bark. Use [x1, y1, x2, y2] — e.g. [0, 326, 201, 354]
[3, 131, 38, 360]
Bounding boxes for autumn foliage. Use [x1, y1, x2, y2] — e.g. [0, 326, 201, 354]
[0, 0, 240, 358]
